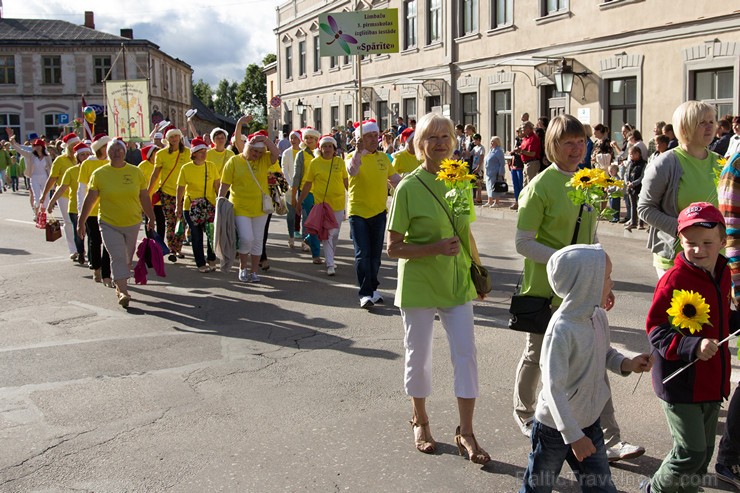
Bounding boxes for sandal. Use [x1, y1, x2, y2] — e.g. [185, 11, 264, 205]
[410, 419, 436, 454]
[93, 268, 102, 283]
[102, 278, 114, 288]
[197, 266, 210, 273]
[312, 257, 324, 264]
[117, 291, 131, 308]
[260, 260, 270, 271]
[454, 426, 490, 464]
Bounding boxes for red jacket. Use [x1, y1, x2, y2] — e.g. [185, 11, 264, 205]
[646, 252, 733, 403]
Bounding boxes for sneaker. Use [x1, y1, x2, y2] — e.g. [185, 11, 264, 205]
[249, 272, 260, 283]
[69, 252, 78, 262]
[327, 266, 335, 276]
[360, 296, 374, 309]
[238, 269, 249, 282]
[371, 290, 384, 304]
[638, 478, 651, 493]
[509, 203, 518, 211]
[197, 266, 210, 273]
[117, 292, 131, 308]
[606, 441, 645, 462]
[716, 463, 740, 488]
[513, 410, 533, 438]
[208, 259, 217, 271]
[168, 254, 177, 263]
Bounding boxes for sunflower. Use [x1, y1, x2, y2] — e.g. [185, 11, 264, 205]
[601, 175, 625, 189]
[570, 168, 600, 189]
[666, 289, 712, 334]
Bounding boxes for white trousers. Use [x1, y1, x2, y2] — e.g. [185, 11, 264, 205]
[322, 209, 344, 268]
[400, 302, 478, 399]
[234, 214, 268, 255]
[30, 173, 47, 209]
[57, 197, 75, 254]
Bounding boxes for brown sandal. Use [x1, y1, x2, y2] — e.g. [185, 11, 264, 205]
[410, 419, 436, 454]
[454, 426, 490, 464]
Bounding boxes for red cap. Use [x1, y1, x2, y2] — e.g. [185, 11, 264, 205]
[677, 202, 725, 234]
[32, 139, 45, 148]
[190, 137, 208, 153]
[61, 133, 80, 147]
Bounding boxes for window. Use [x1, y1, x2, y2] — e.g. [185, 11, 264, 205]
[377, 101, 390, 131]
[462, 93, 478, 127]
[362, 102, 370, 120]
[607, 77, 637, 145]
[426, 95, 441, 113]
[542, 0, 567, 15]
[298, 41, 306, 76]
[313, 35, 321, 72]
[285, 109, 293, 130]
[403, 98, 417, 123]
[331, 106, 339, 127]
[93, 56, 111, 84]
[0, 113, 20, 139]
[461, 0, 478, 35]
[491, 89, 512, 150]
[0, 56, 15, 84]
[330, 56, 338, 69]
[43, 114, 62, 139]
[313, 107, 322, 133]
[541, 84, 566, 120]
[343, 55, 350, 65]
[299, 110, 307, 129]
[404, 0, 417, 49]
[344, 104, 353, 125]
[285, 46, 293, 80]
[42, 56, 62, 84]
[427, 0, 442, 44]
[693, 68, 734, 118]
[492, 0, 512, 28]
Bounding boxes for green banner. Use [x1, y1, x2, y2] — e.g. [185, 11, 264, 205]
[318, 9, 399, 57]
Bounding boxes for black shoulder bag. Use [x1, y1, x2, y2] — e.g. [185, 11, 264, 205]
[508, 204, 584, 334]
[414, 175, 492, 296]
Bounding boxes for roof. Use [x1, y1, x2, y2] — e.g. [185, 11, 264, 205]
[191, 94, 236, 130]
[0, 18, 153, 47]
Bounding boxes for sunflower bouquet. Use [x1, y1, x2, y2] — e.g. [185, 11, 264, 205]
[436, 158, 476, 216]
[713, 157, 728, 188]
[566, 168, 624, 219]
[666, 289, 711, 335]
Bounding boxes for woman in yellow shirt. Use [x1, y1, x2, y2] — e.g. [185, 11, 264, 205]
[297, 135, 348, 276]
[175, 137, 220, 273]
[290, 127, 321, 261]
[218, 122, 280, 283]
[78, 139, 155, 308]
[147, 128, 190, 262]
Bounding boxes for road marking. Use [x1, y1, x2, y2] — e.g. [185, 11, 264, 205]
[0, 330, 182, 353]
[6, 219, 36, 226]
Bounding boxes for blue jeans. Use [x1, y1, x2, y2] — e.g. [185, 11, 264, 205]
[183, 211, 215, 267]
[511, 168, 524, 201]
[348, 212, 386, 298]
[301, 192, 321, 257]
[520, 419, 615, 493]
[608, 197, 620, 221]
[286, 202, 300, 239]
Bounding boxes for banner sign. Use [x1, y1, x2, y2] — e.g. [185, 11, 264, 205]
[105, 80, 150, 140]
[318, 9, 399, 57]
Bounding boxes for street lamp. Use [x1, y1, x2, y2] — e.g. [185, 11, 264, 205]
[553, 59, 590, 95]
[296, 98, 311, 115]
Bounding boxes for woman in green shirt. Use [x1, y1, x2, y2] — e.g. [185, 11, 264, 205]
[387, 113, 489, 465]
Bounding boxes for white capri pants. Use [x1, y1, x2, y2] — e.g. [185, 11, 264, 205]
[400, 301, 478, 399]
[323, 209, 344, 268]
[30, 172, 48, 209]
[57, 197, 76, 255]
[234, 214, 269, 255]
[100, 220, 140, 281]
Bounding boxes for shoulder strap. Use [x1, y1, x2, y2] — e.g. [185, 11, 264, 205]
[323, 157, 335, 199]
[159, 150, 180, 188]
[245, 158, 268, 196]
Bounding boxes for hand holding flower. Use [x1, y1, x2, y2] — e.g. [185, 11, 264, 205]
[621, 353, 654, 373]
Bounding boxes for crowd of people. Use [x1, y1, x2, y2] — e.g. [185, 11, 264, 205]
[5, 99, 740, 492]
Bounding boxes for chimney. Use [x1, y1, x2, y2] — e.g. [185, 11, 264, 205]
[84, 11, 94, 30]
[120, 28, 133, 39]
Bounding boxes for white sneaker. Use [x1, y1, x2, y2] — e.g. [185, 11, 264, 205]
[371, 290, 384, 304]
[249, 272, 260, 283]
[360, 296, 374, 309]
[327, 266, 335, 276]
[238, 269, 249, 282]
[606, 441, 645, 462]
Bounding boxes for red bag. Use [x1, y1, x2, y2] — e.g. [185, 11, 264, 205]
[35, 210, 47, 229]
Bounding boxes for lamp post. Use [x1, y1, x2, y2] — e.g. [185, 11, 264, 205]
[553, 59, 590, 96]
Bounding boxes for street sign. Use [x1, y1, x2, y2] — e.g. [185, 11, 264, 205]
[318, 9, 399, 57]
[56, 113, 69, 125]
[270, 96, 282, 108]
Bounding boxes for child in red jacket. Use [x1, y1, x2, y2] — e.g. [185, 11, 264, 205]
[642, 202, 734, 493]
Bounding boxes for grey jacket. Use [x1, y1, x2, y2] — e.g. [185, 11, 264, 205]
[214, 197, 236, 273]
[535, 245, 628, 444]
[637, 150, 681, 261]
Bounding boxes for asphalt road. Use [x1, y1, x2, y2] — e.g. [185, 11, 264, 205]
[0, 188, 737, 492]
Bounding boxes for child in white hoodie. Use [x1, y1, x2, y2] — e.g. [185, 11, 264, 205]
[520, 244, 653, 493]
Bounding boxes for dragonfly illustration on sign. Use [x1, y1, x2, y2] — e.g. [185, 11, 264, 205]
[320, 15, 358, 55]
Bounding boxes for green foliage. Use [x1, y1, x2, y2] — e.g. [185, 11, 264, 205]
[262, 53, 277, 65]
[192, 79, 214, 110]
[213, 79, 240, 119]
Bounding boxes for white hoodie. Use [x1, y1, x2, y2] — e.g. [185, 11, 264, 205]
[535, 244, 629, 444]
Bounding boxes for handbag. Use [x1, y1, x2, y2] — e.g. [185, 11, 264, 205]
[188, 163, 215, 226]
[493, 181, 508, 194]
[245, 158, 274, 214]
[152, 151, 180, 205]
[507, 204, 585, 334]
[45, 217, 62, 242]
[414, 175, 492, 296]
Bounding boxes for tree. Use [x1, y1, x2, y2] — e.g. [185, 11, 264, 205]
[192, 79, 214, 110]
[262, 53, 277, 65]
[213, 79, 240, 119]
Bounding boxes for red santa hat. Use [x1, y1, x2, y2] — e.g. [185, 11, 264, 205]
[165, 127, 183, 139]
[210, 127, 228, 142]
[300, 127, 321, 140]
[319, 135, 336, 148]
[400, 127, 415, 144]
[289, 129, 302, 140]
[190, 137, 208, 154]
[106, 137, 126, 153]
[73, 142, 91, 157]
[61, 133, 80, 148]
[140, 145, 158, 162]
[90, 134, 111, 153]
[353, 119, 380, 135]
[247, 130, 269, 148]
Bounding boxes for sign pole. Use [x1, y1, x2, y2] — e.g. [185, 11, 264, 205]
[357, 54, 363, 142]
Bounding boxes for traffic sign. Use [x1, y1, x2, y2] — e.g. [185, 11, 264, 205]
[270, 96, 282, 108]
[57, 113, 70, 125]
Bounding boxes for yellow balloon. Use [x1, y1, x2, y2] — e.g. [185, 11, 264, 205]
[83, 107, 96, 124]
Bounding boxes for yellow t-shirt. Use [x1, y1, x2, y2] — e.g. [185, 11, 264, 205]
[79, 158, 109, 216]
[392, 150, 422, 174]
[154, 147, 191, 196]
[138, 159, 154, 184]
[305, 155, 348, 211]
[50, 154, 76, 199]
[206, 148, 234, 177]
[59, 165, 80, 214]
[297, 149, 315, 189]
[89, 164, 147, 227]
[221, 154, 272, 217]
[347, 151, 395, 218]
[176, 160, 219, 209]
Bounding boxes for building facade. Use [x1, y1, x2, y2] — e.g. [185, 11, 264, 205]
[0, 11, 192, 141]
[273, 0, 740, 149]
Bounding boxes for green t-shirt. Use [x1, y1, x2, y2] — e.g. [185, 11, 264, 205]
[516, 165, 598, 304]
[0, 150, 10, 171]
[653, 147, 720, 271]
[387, 167, 477, 308]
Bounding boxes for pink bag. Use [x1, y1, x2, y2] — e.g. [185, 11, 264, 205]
[304, 202, 338, 241]
[35, 210, 47, 229]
